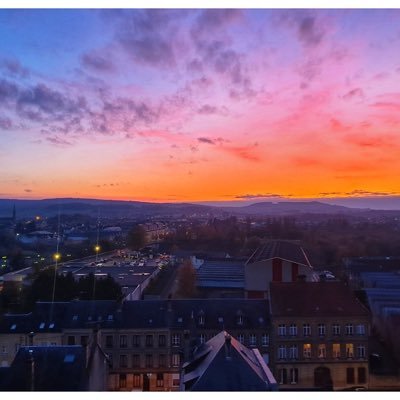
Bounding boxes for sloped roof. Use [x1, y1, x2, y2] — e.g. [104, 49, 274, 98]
[246, 240, 311, 266]
[270, 282, 370, 317]
[182, 331, 277, 391]
[0, 346, 87, 391]
[196, 259, 244, 288]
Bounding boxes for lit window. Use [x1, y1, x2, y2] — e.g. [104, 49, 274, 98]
[49, 323, 55, 329]
[303, 343, 311, 359]
[289, 324, 297, 336]
[39, 322, 45, 329]
[346, 343, 354, 358]
[332, 343, 341, 358]
[303, 324, 311, 336]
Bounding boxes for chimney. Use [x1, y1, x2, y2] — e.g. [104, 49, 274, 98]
[224, 333, 232, 361]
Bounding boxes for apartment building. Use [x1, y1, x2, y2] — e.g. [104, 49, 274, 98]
[269, 281, 370, 390]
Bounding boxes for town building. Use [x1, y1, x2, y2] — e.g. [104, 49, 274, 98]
[181, 330, 278, 391]
[269, 281, 370, 390]
[245, 240, 319, 299]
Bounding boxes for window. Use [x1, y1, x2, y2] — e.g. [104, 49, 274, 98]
[39, 322, 45, 329]
[332, 343, 341, 358]
[132, 354, 140, 368]
[289, 324, 297, 336]
[346, 367, 355, 384]
[172, 378, 180, 386]
[278, 324, 286, 336]
[289, 345, 298, 359]
[198, 314, 204, 325]
[119, 373, 127, 389]
[120, 354, 128, 368]
[132, 335, 140, 347]
[145, 354, 153, 368]
[303, 323, 311, 336]
[105, 335, 113, 348]
[133, 373, 141, 388]
[357, 345, 366, 359]
[238, 334, 244, 344]
[107, 354, 113, 368]
[249, 334, 257, 347]
[156, 373, 164, 387]
[146, 335, 153, 347]
[278, 368, 287, 384]
[261, 334, 269, 347]
[345, 324, 354, 335]
[172, 353, 180, 367]
[358, 367, 366, 384]
[199, 333, 206, 344]
[356, 324, 366, 335]
[81, 336, 88, 346]
[278, 345, 287, 360]
[237, 314, 243, 325]
[49, 323, 55, 329]
[346, 343, 354, 358]
[318, 324, 326, 336]
[159, 354, 166, 367]
[120, 335, 127, 348]
[303, 343, 311, 359]
[290, 368, 299, 384]
[158, 334, 166, 347]
[318, 344, 326, 359]
[171, 334, 180, 346]
[332, 324, 340, 335]
[67, 336, 75, 345]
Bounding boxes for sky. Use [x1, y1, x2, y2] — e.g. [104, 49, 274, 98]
[1, 8, 400, 205]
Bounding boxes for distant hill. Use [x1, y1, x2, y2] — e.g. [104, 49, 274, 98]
[0, 198, 394, 220]
[225, 201, 356, 215]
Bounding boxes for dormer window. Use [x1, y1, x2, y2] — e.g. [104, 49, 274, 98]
[237, 315, 243, 325]
[10, 324, 16, 331]
[198, 312, 205, 326]
[39, 322, 45, 329]
[72, 315, 78, 321]
[49, 323, 55, 329]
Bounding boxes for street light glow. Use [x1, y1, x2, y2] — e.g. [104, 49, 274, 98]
[53, 253, 61, 261]
[95, 245, 101, 252]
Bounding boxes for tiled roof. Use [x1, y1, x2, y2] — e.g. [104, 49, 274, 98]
[246, 240, 311, 266]
[0, 346, 87, 391]
[182, 330, 277, 391]
[270, 282, 370, 317]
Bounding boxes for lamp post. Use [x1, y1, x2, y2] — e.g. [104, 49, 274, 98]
[94, 245, 101, 263]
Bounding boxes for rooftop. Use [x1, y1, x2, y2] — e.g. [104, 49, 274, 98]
[246, 240, 311, 266]
[270, 282, 370, 317]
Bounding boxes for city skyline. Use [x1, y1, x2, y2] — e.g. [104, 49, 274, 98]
[1, 9, 400, 203]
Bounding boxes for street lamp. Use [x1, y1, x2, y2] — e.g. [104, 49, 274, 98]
[53, 253, 61, 262]
[94, 245, 101, 262]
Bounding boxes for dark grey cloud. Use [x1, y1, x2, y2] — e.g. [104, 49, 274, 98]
[197, 104, 218, 115]
[198, 137, 215, 145]
[191, 9, 243, 39]
[24, 189, 32, 193]
[81, 52, 115, 72]
[1, 58, 30, 78]
[17, 84, 87, 121]
[342, 88, 364, 100]
[115, 10, 187, 68]
[0, 79, 19, 104]
[298, 16, 324, 47]
[46, 136, 73, 146]
[235, 193, 288, 199]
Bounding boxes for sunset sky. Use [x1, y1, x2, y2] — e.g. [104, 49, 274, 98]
[1, 8, 400, 203]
